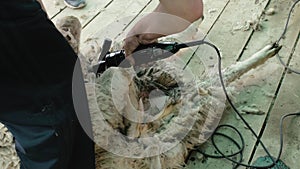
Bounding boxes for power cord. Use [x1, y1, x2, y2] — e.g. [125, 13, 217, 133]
[184, 1, 300, 168]
[186, 40, 281, 169]
[276, 0, 300, 75]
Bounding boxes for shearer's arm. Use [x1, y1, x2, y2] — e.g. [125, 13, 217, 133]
[123, 0, 204, 56]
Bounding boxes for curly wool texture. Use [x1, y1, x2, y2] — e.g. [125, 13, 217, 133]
[0, 123, 20, 169]
[86, 54, 227, 168]
[86, 41, 279, 169]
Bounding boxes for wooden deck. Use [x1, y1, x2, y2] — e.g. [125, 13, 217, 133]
[44, 0, 300, 168]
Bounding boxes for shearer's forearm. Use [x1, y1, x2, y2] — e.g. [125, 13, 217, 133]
[159, 0, 203, 23]
[127, 0, 204, 39]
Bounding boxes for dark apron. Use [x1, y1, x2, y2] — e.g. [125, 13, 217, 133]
[0, 1, 95, 168]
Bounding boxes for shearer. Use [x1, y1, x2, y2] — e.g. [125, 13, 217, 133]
[123, 0, 204, 57]
[0, 0, 95, 168]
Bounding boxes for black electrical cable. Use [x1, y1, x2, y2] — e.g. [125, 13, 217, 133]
[184, 38, 300, 169]
[201, 125, 246, 159]
[189, 41, 279, 168]
[183, 1, 300, 167]
[276, 0, 300, 75]
[277, 112, 300, 163]
[276, 0, 300, 43]
[196, 125, 245, 169]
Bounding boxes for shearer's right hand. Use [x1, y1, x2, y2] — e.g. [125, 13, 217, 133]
[123, 34, 159, 65]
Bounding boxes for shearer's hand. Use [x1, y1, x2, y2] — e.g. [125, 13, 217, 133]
[123, 34, 160, 61]
[123, 0, 204, 62]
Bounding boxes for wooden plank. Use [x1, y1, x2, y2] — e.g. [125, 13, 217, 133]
[188, 1, 300, 168]
[42, 0, 66, 19]
[251, 40, 300, 168]
[249, 6, 300, 168]
[114, 0, 159, 42]
[79, 0, 152, 53]
[203, 0, 270, 67]
[185, 0, 277, 168]
[236, 0, 300, 166]
[186, 0, 270, 79]
[179, 0, 229, 78]
[192, 1, 300, 168]
[199, 0, 230, 35]
[51, 0, 113, 27]
[173, 0, 230, 70]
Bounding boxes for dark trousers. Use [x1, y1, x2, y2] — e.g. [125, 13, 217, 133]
[1, 106, 95, 169]
[0, 2, 95, 169]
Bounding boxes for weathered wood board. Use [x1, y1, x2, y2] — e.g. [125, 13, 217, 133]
[51, 0, 113, 28]
[250, 23, 300, 169]
[237, 1, 300, 167]
[42, 0, 66, 19]
[79, 0, 152, 53]
[186, 0, 299, 168]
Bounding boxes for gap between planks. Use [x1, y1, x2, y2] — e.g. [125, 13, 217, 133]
[245, 1, 300, 164]
[186, 0, 276, 168]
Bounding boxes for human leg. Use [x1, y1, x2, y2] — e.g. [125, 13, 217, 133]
[0, 4, 94, 169]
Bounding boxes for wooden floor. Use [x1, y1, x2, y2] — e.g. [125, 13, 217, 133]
[44, 0, 300, 168]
